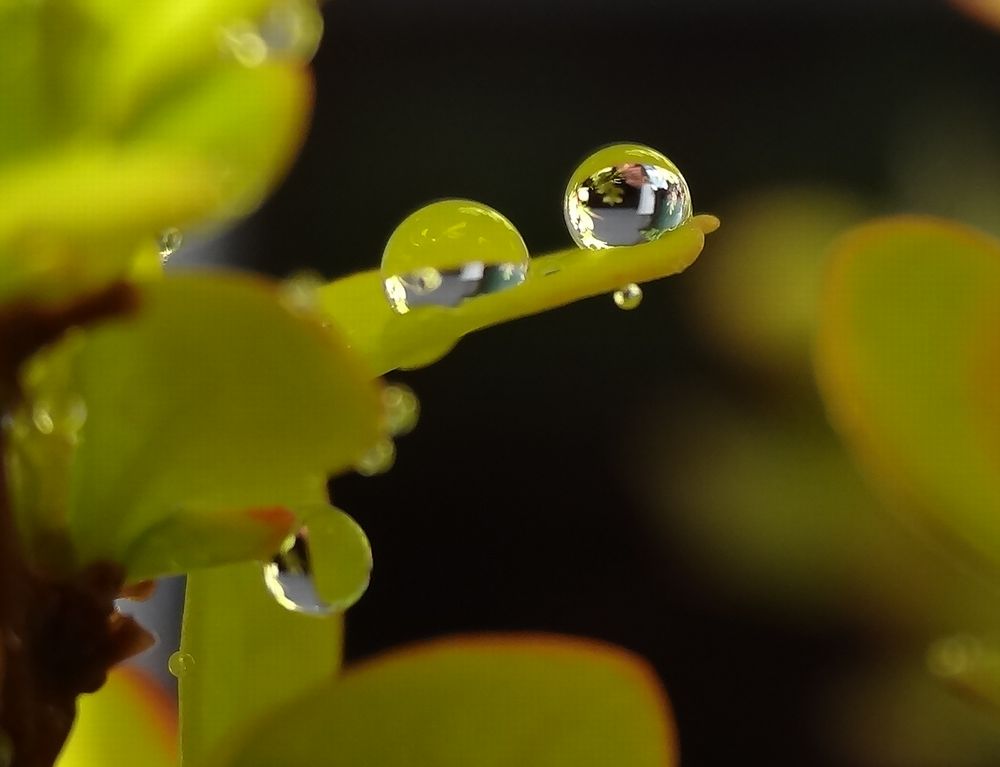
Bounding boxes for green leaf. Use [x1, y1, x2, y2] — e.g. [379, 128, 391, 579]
[218, 634, 678, 767]
[58, 667, 177, 767]
[7, 273, 382, 578]
[123, 62, 312, 219]
[180, 562, 343, 767]
[321, 215, 718, 375]
[816, 216, 1000, 571]
[0, 146, 221, 305]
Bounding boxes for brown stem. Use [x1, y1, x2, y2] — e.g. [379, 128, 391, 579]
[0, 283, 153, 767]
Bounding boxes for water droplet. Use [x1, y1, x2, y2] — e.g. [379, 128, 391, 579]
[355, 439, 396, 477]
[263, 516, 371, 615]
[564, 143, 692, 249]
[259, 0, 324, 61]
[31, 405, 54, 435]
[279, 271, 323, 315]
[382, 383, 420, 436]
[381, 200, 530, 314]
[220, 21, 269, 67]
[168, 651, 195, 678]
[613, 283, 643, 310]
[157, 227, 183, 261]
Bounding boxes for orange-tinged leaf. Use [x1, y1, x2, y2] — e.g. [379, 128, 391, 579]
[816, 216, 1000, 570]
[219, 633, 677, 767]
[58, 667, 176, 767]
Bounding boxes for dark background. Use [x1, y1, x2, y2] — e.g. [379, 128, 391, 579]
[220, 2, 1000, 764]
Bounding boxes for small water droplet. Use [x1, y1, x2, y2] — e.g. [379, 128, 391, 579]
[259, 0, 324, 61]
[220, 21, 269, 67]
[381, 200, 530, 314]
[279, 271, 323, 315]
[157, 228, 183, 261]
[355, 438, 396, 476]
[31, 405, 54, 435]
[564, 143, 692, 249]
[168, 651, 195, 678]
[382, 384, 420, 436]
[263, 528, 333, 615]
[613, 283, 643, 310]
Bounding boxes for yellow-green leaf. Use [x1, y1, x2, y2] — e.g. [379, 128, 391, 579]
[816, 216, 1000, 571]
[7, 274, 381, 578]
[322, 215, 718, 375]
[180, 562, 343, 767]
[58, 667, 177, 767]
[219, 634, 678, 767]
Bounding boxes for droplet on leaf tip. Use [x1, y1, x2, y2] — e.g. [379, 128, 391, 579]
[565, 143, 692, 250]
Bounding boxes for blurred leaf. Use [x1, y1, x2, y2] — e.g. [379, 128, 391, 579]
[951, 0, 1000, 31]
[322, 215, 719, 375]
[688, 187, 866, 382]
[639, 395, 999, 633]
[6, 274, 382, 578]
[816, 216, 1000, 572]
[123, 62, 312, 219]
[218, 634, 678, 767]
[180, 561, 342, 767]
[58, 667, 176, 767]
[0, 146, 220, 305]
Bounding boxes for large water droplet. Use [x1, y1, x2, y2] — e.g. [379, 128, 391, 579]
[382, 383, 420, 436]
[263, 511, 372, 614]
[613, 283, 643, 310]
[564, 143, 692, 249]
[168, 651, 195, 679]
[157, 227, 183, 262]
[381, 200, 530, 314]
[259, 0, 324, 61]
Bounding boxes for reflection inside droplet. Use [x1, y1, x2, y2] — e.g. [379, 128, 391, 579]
[565, 143, 692, 249]
[613, 283, 643, 310]
[381, 200, 530, 314]
[168, 651, 195, 679]
[31, 405, 54, 435]
[262, 529, 333, 615]
[157, 228, 183, 261]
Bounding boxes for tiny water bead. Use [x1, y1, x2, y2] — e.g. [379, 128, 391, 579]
[157, 227, 183, 262]
[168, 651, 195, 679]
[381, 200, 530, 314]
[613, 283, 643, 310]
[564, 143, 692, 249]
[382, 383, 420, 436]
[263, 513, 372, 614]
[259, 0, 324, 61]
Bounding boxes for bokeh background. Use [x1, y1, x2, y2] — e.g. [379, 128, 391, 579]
[154, 1, 1000, 764]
